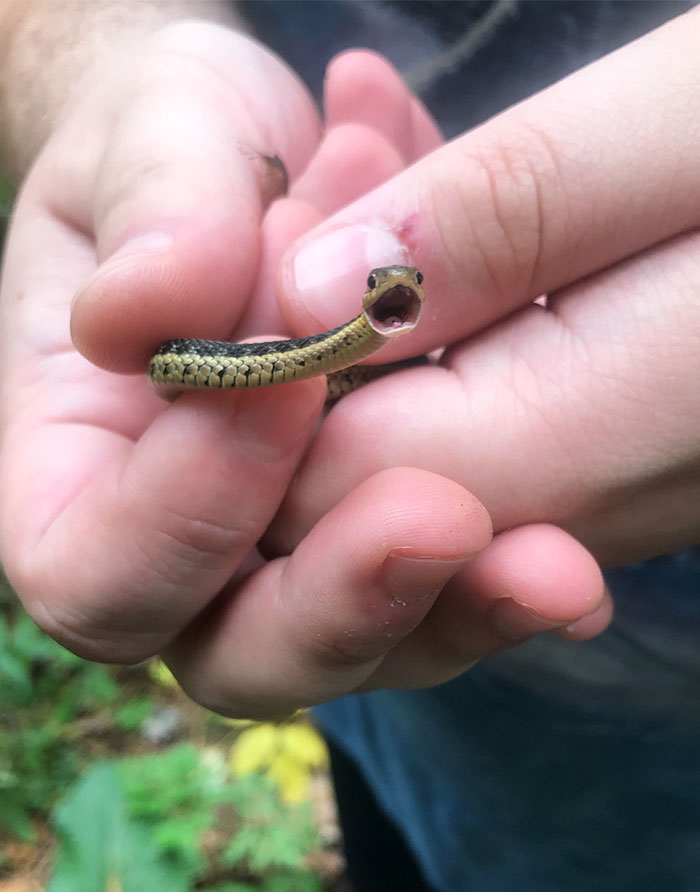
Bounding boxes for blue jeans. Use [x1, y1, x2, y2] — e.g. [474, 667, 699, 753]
[315, 548, 700, 892]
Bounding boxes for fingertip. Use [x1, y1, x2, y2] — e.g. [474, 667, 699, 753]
[356, 524, 607, 690]
[297, 466, 493, 577]
[164, 467, 491, 714]
[324, 49, 414, 160]
[279, 468, 492, 670]
[555, 587, 614, 640]
[464, 523, 606, 626]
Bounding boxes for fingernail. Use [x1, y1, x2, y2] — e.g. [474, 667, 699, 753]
[284, 223, 412, 325]
[489, 597, 576, 642]
[102, 232, 174, 268]
[382, 551, 469, 607]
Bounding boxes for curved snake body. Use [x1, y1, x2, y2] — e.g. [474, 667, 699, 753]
[148, 266, 425, 398]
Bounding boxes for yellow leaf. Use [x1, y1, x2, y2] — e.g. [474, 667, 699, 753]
[278, 723, 329, 769]
[219, 717, 256, 730]
[267, 750, 310, 803]
[229, 723, 281, 775]
[148, 659, 178, 687]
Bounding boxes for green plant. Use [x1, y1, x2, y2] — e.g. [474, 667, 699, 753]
[0, 586, 154, 845]
[49, 743, 323, 890]
[220, 772, 320, 876]
[0, 582, 327, 887]
[49, 763, 188, 892]
[0, 600, 119, 841]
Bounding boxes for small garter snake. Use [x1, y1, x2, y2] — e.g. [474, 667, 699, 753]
[148, 265, 425, 399]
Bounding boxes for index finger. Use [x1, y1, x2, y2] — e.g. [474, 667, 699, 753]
[277, 8, 700, 358]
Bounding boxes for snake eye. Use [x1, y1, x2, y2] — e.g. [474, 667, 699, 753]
[367, 273, 377, 290]
[415, 270, 424, 285]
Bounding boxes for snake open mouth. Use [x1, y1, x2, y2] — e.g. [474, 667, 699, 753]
[368, 285, 422, 335]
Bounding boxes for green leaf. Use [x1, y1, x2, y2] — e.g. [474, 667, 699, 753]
[49, 762, 189, 892]
[262, 873, 322, 892]
[0, 650, 31, 700]
[209, 885, 258, 892]
[11, 611, 62, 662]
[113, 696, 153, 732]
[0, 791, 36, 842]
[152, 812, 212, 873]
[119, 742, 224, 820]
[219, 774, 319, 874]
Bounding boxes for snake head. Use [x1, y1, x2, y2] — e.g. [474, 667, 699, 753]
[362, 266, 425, 336]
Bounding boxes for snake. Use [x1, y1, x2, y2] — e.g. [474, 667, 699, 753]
[148, 265, 425, 399]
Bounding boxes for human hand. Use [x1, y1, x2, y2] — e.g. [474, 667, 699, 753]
[271, 9, 700, 569]
[0, 31, 608, 715]
[0, 20, 322, 668]
[166, 53, 611, 708]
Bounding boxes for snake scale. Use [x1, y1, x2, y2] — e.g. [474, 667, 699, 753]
[148, 266, 425, 400]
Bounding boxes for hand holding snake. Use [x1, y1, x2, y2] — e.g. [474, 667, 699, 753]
[0, 24, 609, 718]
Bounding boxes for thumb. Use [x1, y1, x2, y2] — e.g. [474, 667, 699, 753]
[68, 23, 320, 373]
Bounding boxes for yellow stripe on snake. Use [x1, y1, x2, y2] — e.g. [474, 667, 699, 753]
[148, 266, 425, 400]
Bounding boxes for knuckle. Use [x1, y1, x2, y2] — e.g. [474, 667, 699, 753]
[299, 620, 390, 674]
[3, 552, 168, 664]
[93, 142, 179, 236]
[421, 623, 481, 674]
[436, 122, 563, 299]
[155, 506, 251, 572]
[21, 588, 161, 665]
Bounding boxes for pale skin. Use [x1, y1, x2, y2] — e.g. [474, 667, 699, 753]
[6, 1, 697, 718]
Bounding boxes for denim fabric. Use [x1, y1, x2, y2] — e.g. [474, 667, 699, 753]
[315, 549, 700, 892]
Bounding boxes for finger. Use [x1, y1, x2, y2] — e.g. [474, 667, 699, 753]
[409, 95, 444, 159]
[266, 364, 462, 555]
[271, 228, 700, 565]
[364, 524, 608, 689]
[278, 9, 700, 361]
[234, 198, 323, 340]
[65, 25, 320, 373]
[290, 123, 405, 216]
[324, 50, 442, 162]
[0, 374, 326, 664]
[164, 468, 492, 718]
[556, 591, 613, 641]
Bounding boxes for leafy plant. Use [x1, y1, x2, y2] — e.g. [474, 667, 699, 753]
[220, 772, 320, 875]
[113, 696, 154, 732]
[0, 581, 329, 887]
[118, 743, 222, 876]
[48, 743, 324, 890]
[49, 763, 188, 892]
[0, 586, 155, 846]
[0, 600, 121, 841]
